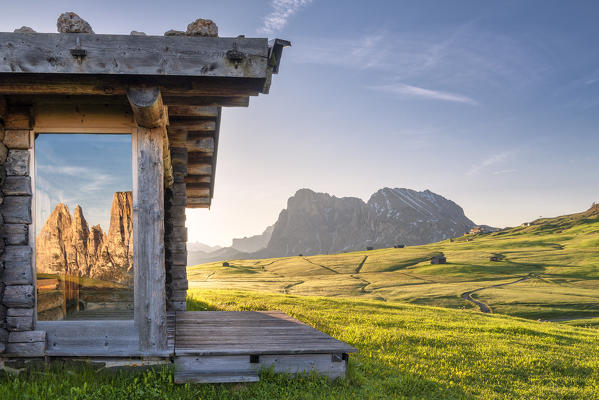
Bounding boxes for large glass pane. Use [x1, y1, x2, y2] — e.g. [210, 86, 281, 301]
[35, 134, 133, 320]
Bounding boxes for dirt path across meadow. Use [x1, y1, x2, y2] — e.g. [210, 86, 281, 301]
[461, 275, 534, 313]
[355, 256, 368, 273]
[302, 257, 339, 274]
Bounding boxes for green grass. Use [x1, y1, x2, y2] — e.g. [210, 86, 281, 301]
[3, 290, 598, 399]
[188, 206, 599, 321]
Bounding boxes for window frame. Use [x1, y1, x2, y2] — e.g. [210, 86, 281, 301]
[31, 124, 167, 357]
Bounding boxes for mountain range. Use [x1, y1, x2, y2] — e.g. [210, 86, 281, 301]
[188, 187, 477, 264]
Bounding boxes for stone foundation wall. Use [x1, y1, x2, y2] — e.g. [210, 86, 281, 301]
[0, 104, 45, 356]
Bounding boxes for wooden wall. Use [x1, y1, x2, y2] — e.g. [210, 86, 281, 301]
[0, 98, 187, 357]
[165, 129, 188, 311]
[0, 103, 46, 356]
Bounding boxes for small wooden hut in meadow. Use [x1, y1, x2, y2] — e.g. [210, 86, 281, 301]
[0, 16, 354, 383]
[430, 255, 447, 265]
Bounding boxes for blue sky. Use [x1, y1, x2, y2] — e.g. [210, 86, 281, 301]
[7, 1, 599, 246]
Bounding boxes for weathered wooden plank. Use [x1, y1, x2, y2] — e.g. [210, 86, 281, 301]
[1, 245, 32, 262]
[187, 135, 214, 153]
[3, 107, 31, 129]
[134, 126, 167, 353]
[186, 198, 211, 208]
[184, 175, 211, 184]
[0, 95, 6, 119]
[6, 307, 33, 317]
[171, 290, 188, 302]
[163, 127, 174, 189]
[3, 129, 30, 149]
[1, 245, 32, 284]
[169, 147, 188, 167]
[174, 371, 259, 384]
[167, 226, 188, 243]
[5, 150, 29, 175]
[187, 164, 212, 176]
[169, 279, 188, 291]
[33, 102, 134, 132]
[0, 76, 264, 97]
[170, 266, 188, 281]
[165, 240, 186, 253]
[0, 34, 268, 78]
[163, 96, 249, 107]
[3, 285, 34, 308]
[165, 205, 186, 226]
[175, 354, 346, 380]
[171, 162, 188, 176]
[5, 341, 45, 356]
[6, 315, 33, 331]
[169, 120, 216, 131]
[168, 106, 218, 118]
[171, 183, 187, 203]
[167, 128, 188, 147]
[8, 330, 45, 343]
[0, 142, 8, 165]
[2, 176, 31, 195]
[175, 345, 353, 357]
[170, 301, 187, 312]
[166, 250, 187, 266]
[186, 185, 210, 198]
[36, 320, 172, 357]
[0, 196, 32, 224]
[3, 223, 28, 245]
[2, 262, 32, 285]
[0, 327, 8, 343]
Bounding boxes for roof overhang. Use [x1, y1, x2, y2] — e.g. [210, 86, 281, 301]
[0, 32, 290, 208]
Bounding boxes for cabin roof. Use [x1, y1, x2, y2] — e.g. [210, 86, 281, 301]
[0, 32, 289, 208]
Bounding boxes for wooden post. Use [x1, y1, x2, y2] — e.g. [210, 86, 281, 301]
[133, 125, 168, 353]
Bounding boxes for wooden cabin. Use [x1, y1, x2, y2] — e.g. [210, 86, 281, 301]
[430, 255, 447, 265]
[0, 27, 354, 383]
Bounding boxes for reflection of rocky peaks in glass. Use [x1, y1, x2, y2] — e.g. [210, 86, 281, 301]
[36, 192, 133, 286]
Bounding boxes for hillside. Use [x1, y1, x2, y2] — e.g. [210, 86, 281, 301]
[6, 290, 598, 398]
[188, 204, 599, 321]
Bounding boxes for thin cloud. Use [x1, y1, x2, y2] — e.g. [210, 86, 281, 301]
[370, 83, 478, 105]
[492, 169, 517, 175]
[467, 150, 518, 176]
[291, 21, 550, 94]
[259, 0, 312, 34]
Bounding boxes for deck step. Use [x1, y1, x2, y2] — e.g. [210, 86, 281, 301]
[174, 370, 260, 384]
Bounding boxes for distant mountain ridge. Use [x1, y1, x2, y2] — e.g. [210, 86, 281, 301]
[188, 187, 477, 264]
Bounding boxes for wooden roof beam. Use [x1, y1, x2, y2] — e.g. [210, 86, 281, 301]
[0, 76, 263, 97]
[168, 106, 219, 118]
[186, 198, 211, 208]
[0, 34, 270, 79]
[126, 86, 165, 128]
[162, 96, 249, 107]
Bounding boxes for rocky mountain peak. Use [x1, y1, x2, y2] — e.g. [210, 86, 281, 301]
[36, 191, 133, 285]
[256, 187, 476, 258]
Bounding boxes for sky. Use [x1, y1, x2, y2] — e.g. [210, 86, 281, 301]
[35, 135, 132, 235]
[5, 1, 599, 246]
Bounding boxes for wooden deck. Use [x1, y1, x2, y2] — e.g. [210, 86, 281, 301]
[173, 311, 356, 383]
[17, 311, 354, 383]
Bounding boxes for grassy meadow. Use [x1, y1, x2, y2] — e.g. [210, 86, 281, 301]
[1, 207, 597, 399]
[2, 290, 598, 399]
[188, 206, 599, 322]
